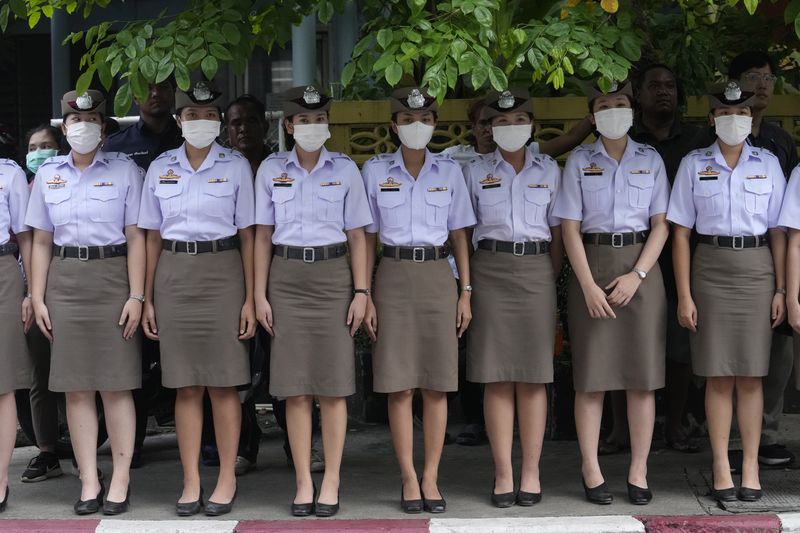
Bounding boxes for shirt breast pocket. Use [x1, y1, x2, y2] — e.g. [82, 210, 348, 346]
[524, 187, 550, 226]
[425, 191, 452, 227]
[580, 176, 611, 212]
[478, 190, 507, 226]
[44, 188, 71, 226]
[694, 182, 724, 217]
[627, 174, 654, 209]
[377, 191, 409, 229]
[202, 181, 235, 219]
[743, 179, 772, 215]
[88, 186, 120, 223]
[272, 186, 297, 223]
[154, 185, 183, 219]
[316, 186, 345, 223]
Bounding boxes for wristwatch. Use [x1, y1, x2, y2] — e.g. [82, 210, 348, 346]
[632, 268, 647, 280]
[129, 294, 145, 303]
[353, 288, 371, 296]
[776, 288, 787, 295]
[462, 284, 473, 293]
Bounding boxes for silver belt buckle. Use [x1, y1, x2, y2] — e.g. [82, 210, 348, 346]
[412, 247, 426, 262]
[186, 241, 198, 255]
[303, 247, 316, 263]
[732, 236, 744, 250]
[512, 241, 525, 256]
[77, 245, 89, 261]
[611, 232, 624, 248]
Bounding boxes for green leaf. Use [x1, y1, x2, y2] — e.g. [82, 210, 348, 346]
[535, 37, 553, 53]
[743, 0, 758, 15]
[222, 9, 240, 21]
[205, 30, 225, 44]
[201, 54, 219, 79]
[135, 36, 147, 52]
[353, 36, 373, 56]
[125, 43, 137, 59]
[154, 36, 174, 49]
[786, 0, 800, 24]
[616, 34, 641, 61]
[385, 62, 403, 86]
[488, 66, 506, 91]
[42, 5, 53, 18]
[114, 83, 133, 117]
[97, 61, 112, 90]
[117, 30, 133, 46]
[155, 62, 175, 84]
[131, 71, 149, 103]
[470, 63, 489, 89]
[377, 28, 393, 49]
[75, 67, 96, 95]
[473, 6, 492, 25]
[210, 43, 233, 61]
[221, 22, 240, 44]
[341, 61, 356, 86]
[187, 48, 206, 65]
[562, 56, 574, 75]
[28, 11, 41, 29]
[140, 56, 157, 80]
[174, 63, 190, 91]
[372, 51, 396, 71]
[0, 5, 9, 33]
[111, 57, 124, 76]
[406, 30, 422, 43]
[545, 22, 569, 37]
[580, 57, 599, 75]
[143, 24, 153, 39]
[319, 1, 334, 22]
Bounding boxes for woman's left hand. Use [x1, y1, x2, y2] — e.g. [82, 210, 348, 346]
[21, 297, 34, 334]
[347, 293, 368, 337]
[605, 272, 642, 308]
[772, 293, 787, 328]
[239, 299, 257, 340]
[456, 292, 472, 338]
[119, 299, 143, 340]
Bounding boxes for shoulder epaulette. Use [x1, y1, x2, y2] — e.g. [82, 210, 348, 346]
[40, 155, 66, 168]
[0, 158, 21, 169]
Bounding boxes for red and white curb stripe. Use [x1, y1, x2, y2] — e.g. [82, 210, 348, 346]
[3, 514, 800, 532]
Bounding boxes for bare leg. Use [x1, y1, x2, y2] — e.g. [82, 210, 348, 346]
[66, 391, 102, 501]
[317, 396, 347, 505]
[575, 391, 605, 487]
[0, 393, 16, 501]
[735, 376, 763, 490]
[484, 382, 515, 494]
[516, 382, 547, 494]
[388, 390, 419, 501]
[175, 386, 203, 504]
[286, 395, 314, 504]
[626, 390, 655, 488]
[98, 390, 135, 502]
[420, 389, 447, 500]
[706, 376, 735, 490]
[207, 387, 240, 503]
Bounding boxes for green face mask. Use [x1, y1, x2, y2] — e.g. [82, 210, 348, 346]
[26, 148, 58, 174]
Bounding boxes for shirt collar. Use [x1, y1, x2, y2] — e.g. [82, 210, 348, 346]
[492, 147, 537, 173]
[176, 141, 225, 173]
[706, 140, 761, 168]
[389, 148, 436, 179]
[61, 149, 110, 170]
[286, 146, 333, 174]
[588, 136, 638, 162]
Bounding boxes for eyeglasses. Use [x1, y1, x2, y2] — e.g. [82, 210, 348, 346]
[742, 72, 778, 84]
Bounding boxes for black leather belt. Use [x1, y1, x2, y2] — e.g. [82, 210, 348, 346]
[162, 236, 239, 254]
[273, 243, 347, 262]
[0, 242, 18, 256]
[53, 243, 128, 260]
[583, 231, 649, 247]
[382, 245, 449, 262]
[697, 234, 768, 249]
[478, 239, 551, 256]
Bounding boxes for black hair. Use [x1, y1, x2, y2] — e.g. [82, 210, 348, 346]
[390, 110, 439, 123]
[104, 116, 120, 136]
[729, 51, 777, 80]
[587, 93, 633, 114]
[24, 124, 63, 149]
[226, 94, 267, 125]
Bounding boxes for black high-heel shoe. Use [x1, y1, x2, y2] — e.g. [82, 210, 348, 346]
[420, 484, 446, 514]
[315, 489, 340, 517]
[710, 474, 736, 503]
[291, 483, 316, 517]
[0, 487, 8, 513]
[626, 482, 652, 505]
[582, 477, 613, 505]
[206, 487, 237, 517]
[103, 488, 131, 515]
[176, 487, 204, 517]
[737, 487, 763, 502]
[516, 489, 542, 506]
[74, 481, 105, 515]
[491, 479, 515, 508]
[400, 483, 423, 514]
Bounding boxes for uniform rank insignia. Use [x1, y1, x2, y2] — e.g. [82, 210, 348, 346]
[698, 166, 720, 180]
[380, 177, 402, 191]
[528, 184, 549, 188]
[427, 186, 448, 192]
[582, 163, 603, 176]
[480, 174, 501, 189]
[273, 173, 295, 187]
[208, 178, 228, 184]
[93, 181, 114, 187]
[321, 181, 342, 187]
[159, 169, 181, 184]
[746, 175, 767, 180]
[629, 169, 651, 174]
[170, 156, 177, 162]
[46, 176, 66, 189]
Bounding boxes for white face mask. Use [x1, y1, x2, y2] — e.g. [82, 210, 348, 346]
[594, 108, 633, 140]
[714, 114, 752, 146]
[66, 122, 102, 155]
[491, 124, 532, 152]
[396, 122, 434, 150]
[292, 124, 331, 152]
[180, 119, 220, 149]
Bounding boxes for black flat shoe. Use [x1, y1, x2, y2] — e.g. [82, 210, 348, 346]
[582, 477, 613, 505]
[420, 487, 446, 513]
[737, 487, 763, 502]
[516, 490, 542, 506]
[400, 484, 423, 514]
[176, 487, 204, 517]
[491, 479, 515, 508]
[712, 486, 737, 503]
[315, 489, 339, 517]
[0, 487, 8, 513]
[291, 483, 316, 517]
[626, 482, 652, 505]
[103, 488, 130, 515]
[74, 482, 105, 515]
[205, 488, 237, 517]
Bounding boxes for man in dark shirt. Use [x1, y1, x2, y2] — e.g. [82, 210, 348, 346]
[630, 63, 700, 453]
[104, 80, 183, 171]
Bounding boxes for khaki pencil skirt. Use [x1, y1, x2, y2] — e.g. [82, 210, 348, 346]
[268, 254, 355, 397]
[0, 255, 30, 394]
[47, 255, 141, 392]
[690, 244, 774, 377]
[568, 243, 666, 392]
[372, 258, 458, 393]
[155, 249, 250, 388]
[467, 249, 556, 384]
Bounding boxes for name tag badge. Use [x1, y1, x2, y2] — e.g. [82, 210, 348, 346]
[159, 169, 181, 184]
[208, 178, 229, 184]
[583, 163, 604, 176]
[746, 175, 768, 180]
[629, 169, 651, 175]
[427, 186, 448, 192]
[93, 181, 114, 187]
[46, 175, 67, 189]
[481, 183, 501, 190]
[321, 181, 342, 187]
[698, 176, 718, 181]
[479, 174, 501, 185]
[698, 166, 720, 177]
[528, 184, 549, 188]
[273, 173, 295, 187]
